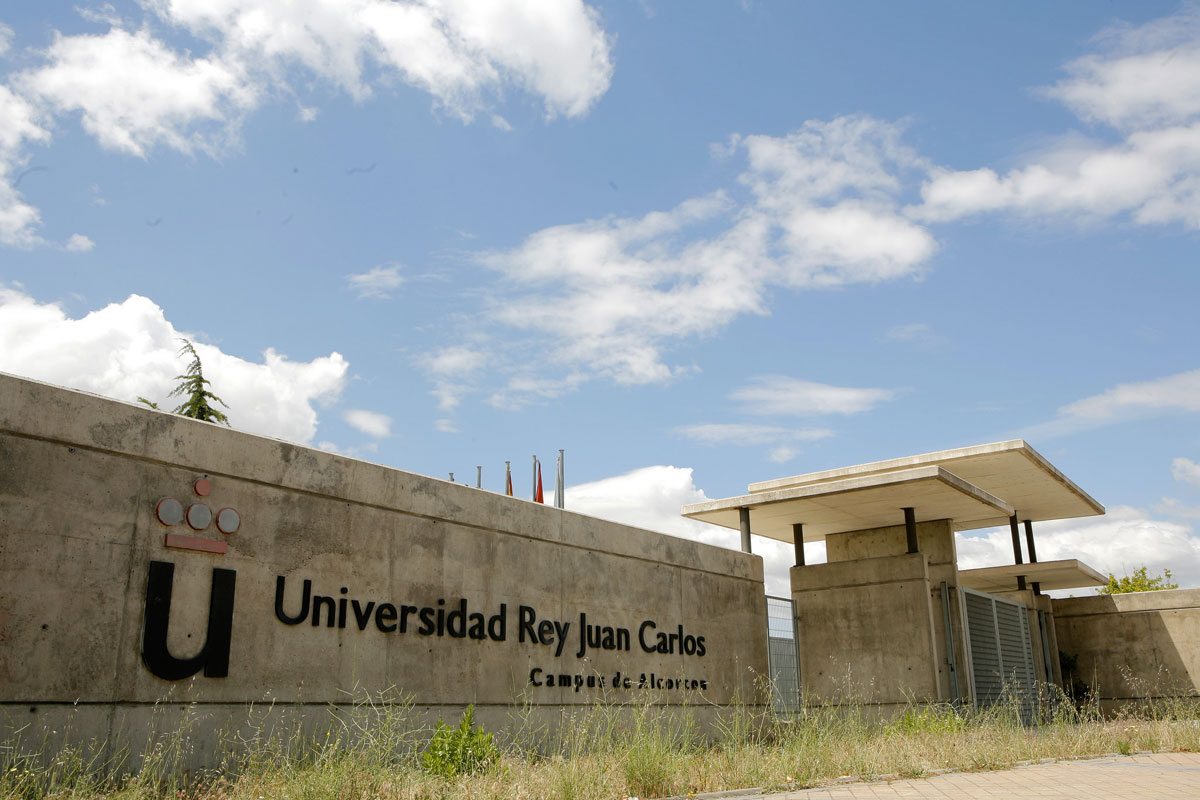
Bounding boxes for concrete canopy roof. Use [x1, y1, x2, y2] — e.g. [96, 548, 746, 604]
[744, 440, 1103, 532]
[959, 559, 1107, 593]
[680, 465, 1014, 544]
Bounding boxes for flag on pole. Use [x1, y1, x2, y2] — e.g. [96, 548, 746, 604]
[505, 461, 513, 497]
[535, 460, 544, 504]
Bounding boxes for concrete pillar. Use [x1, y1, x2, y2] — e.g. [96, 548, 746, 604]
[793, 523, 805, 567]
[739, 507, 752, 554]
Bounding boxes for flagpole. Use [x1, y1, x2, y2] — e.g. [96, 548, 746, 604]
[505, 461, 512, 497]
[532, 455, 537, 502]
[555, 449, 565, 509]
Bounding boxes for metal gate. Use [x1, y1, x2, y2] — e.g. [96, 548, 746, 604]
[963, 588, 1036, 721]
[766, 595, 801, 713]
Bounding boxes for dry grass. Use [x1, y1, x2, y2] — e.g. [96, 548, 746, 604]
[3, 692, 1199, 800]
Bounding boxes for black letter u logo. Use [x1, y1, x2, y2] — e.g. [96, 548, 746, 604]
[142, 560, 236, 680]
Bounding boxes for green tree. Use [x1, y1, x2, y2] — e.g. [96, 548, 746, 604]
[1098, 566, 1178, 595]
[139, 339, 229, 424]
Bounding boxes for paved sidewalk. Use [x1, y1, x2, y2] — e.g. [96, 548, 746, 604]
[736, 752, 1200, 799]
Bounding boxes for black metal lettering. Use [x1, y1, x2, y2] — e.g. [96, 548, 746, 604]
[141, 560, 236, 681]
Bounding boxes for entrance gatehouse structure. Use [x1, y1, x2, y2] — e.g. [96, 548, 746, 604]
[683, 441, 1117, 716]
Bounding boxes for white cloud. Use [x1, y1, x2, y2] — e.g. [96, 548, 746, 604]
[19, 27, 255, 158]
[1041, 8, 1200, 131]
[1026, 368, 1200, 437]
[732, 375, 895, 416]
[1173, 457, 1200, 488]
[1154, 497, 1200, 520]
[2, 2, 613, 249]
[768, 445, 798, 464]
[956, 505, 1200, 592]
[915, 8, 1200, 229]
[0, 286, 348, 444]
[0, 22, 13, 56]
[64, 233, 94, 252]
[475, 116, 936, 387]
[421, 345, 489, 412]
[675, 423, 832, 446]
[346, 264, 405, 299]
[147, 0, 612, 120]
[566, 464, 814, 595]
[0, 85, 51, 248]
[434, 418, 458, 433]
[343, 408, 392, 437]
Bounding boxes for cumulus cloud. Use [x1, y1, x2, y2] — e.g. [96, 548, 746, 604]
[343, 408, 393, 437]
[915, 8, 1200, 229]
[566, 464, 823, 595]
[19, 27, 255, 158]
[64, 233, 95, 252]
[0, 1, 613, 248]
[346, 265, 405, 299]
[0, 286, 348, 443]
[732, 375, 895, 416]
[475, 116, 935, 388]
[956, 505, 1200, 592]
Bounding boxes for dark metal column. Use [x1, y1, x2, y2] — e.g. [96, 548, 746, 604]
[793, 523, 805, 567]
[903, 507, 918, 554]
[1024, 519, 1041, 594]
[739, 507, 752, 554]
[1010, 515, 1026, 590]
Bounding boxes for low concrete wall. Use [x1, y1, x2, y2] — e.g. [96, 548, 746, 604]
[1053, 588, 1200, 711]
[792, 550, 940, 713]
[0, 373, 768, 765]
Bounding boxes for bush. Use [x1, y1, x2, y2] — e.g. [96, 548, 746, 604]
[421, 705, 499, 779]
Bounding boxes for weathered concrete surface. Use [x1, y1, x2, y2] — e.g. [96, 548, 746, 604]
[0, 373, 767, 763]
[803, 520, 969, 709]
[792, 550, 940, 712]
[1054, 588, 1200, 711]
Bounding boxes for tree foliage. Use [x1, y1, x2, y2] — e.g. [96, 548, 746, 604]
[1098, 566, 1178, 595]
[139, 339, 229, 425]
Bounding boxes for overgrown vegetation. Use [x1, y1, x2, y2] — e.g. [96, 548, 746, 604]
[1099, 566, 1179, 594]
[138, 338, 229, 424]
[3, 686, 1198, 800]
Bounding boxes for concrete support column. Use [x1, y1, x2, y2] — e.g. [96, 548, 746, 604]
[903, 507, 918, 554]
[793, 523, 805, 567]
[1010, 515, 1027, 590]
[739, 507, 752, 554]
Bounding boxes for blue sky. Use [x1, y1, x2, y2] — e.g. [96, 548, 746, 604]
[3, 1, 1200, 593]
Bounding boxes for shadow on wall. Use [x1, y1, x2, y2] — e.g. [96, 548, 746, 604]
[1054, 588, 1200, 712]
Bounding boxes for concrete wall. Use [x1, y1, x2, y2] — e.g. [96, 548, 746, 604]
[0, 373, 768, 763]
[792, 520, 969, 714]
[1053, 588, 1200, 711]
[824, 519, 969, 705]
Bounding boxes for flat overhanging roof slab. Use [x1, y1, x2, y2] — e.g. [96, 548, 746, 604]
[959, 559, 1107, 593]
[745, 440, 1103, 531]
[681, 465, 1014, 544]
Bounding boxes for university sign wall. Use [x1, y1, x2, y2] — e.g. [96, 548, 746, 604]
[0, 372, 767, 762]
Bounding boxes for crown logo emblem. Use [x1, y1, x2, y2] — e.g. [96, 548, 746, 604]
[154, 478, 240, 554]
